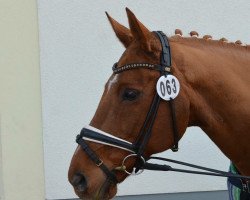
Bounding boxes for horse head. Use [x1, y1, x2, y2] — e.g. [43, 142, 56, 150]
[68, 8, 191, 200]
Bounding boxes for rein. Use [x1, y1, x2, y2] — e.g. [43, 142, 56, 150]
[75, 31, 250, 192]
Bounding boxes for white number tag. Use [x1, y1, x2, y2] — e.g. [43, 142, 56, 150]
[156, 75, 180, 101]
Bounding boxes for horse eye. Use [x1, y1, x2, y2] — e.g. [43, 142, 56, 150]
[122, 89, 140, 101]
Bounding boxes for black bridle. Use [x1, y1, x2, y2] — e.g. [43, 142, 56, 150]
[76, 31, 177, 182]
[75, 31, 250, 192]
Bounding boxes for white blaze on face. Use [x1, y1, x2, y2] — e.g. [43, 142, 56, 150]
[107, 74, 118, 93]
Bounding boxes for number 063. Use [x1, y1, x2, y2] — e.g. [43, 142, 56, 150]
[156, 75, 180, 101]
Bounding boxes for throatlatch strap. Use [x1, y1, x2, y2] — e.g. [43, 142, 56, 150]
[169, 99, 179, 152]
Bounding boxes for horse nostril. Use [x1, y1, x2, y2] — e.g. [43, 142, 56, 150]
[71, 173, 88, 192]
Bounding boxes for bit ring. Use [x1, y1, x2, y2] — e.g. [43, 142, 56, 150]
[121, 154, 145, 175]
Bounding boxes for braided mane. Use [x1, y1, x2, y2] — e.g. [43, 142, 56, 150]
[169, 29, 250, 52]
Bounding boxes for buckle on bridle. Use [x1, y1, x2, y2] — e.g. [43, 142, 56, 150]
[171, 146, 179, 152]
[96, 159, 103, 167]
[115, 154, 145, 175]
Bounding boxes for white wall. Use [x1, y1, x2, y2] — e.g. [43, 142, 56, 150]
[37, 0, 250, 199]
[0, 0, 45, 199]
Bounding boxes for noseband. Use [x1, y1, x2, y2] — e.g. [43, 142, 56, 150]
[75, 31, 179, 183]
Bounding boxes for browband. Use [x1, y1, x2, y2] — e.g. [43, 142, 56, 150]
[112, 62, 171, 74]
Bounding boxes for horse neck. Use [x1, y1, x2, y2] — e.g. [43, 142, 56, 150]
[172, 39, 250, 175]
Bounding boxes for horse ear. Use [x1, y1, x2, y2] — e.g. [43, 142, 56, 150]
[106, 12, 133, 48]
[126, 7, 152, 51]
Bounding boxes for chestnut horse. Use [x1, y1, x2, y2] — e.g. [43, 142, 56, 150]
[68, 8, 250, 200]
